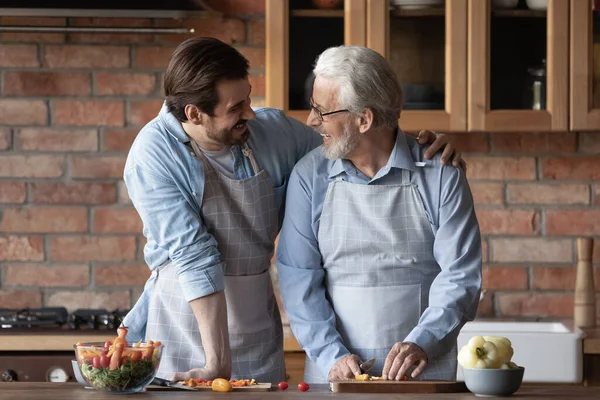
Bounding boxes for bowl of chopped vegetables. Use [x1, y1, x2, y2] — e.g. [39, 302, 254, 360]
[74, 327, 163, 394]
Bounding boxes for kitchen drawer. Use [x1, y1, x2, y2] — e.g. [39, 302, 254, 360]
[284, 351, 306, 384]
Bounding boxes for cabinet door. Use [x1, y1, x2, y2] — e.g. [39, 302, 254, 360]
[366, 0, 467, 132]
[266, 0, 366, 123]
[571, 0, 600, 131]
[468, 0, 569, 132]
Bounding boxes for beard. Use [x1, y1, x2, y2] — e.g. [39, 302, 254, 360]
[321, 123, 361, 160]
[206, 119, 249, 146]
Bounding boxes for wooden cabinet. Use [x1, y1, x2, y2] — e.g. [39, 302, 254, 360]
[571, 0, 600, 131]
[266, 0, 366, 124]
[284, 352, 307, 384]
[468, 0, 569, 132]
[266, 0, 599, 133]
[366, 0, 468, 132]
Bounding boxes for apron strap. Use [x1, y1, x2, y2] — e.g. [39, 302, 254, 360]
[188, 139, 215, 172]
[241, 143, 261, 176]
[401, 168, 410, 185]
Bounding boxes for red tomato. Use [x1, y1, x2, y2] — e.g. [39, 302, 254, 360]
[278, 382, 288, 391]
[99, 355, 110, 368]
[298, 382, 309, 392]
[104, 341, 112, 348]
[196, 378, 206, 383]
[92, 356, 100, 369]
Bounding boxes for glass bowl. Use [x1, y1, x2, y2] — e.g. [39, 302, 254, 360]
[74, 341, 162, 394]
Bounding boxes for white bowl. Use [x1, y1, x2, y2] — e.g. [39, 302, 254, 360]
[526, 0, 548, 10]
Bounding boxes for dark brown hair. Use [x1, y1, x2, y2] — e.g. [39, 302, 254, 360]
[164, 37, 250, 121]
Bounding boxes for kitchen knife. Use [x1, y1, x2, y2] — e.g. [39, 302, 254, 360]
[151, 376, 199, 391]
[359, 358, 376, 374]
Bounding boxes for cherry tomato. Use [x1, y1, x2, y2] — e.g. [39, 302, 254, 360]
[278, 382, 288, 391]
[104, 341, 112, 348]
[298, 382, 309, 392]
[99, 355, 110, 368]
[92, 356, 100, 369]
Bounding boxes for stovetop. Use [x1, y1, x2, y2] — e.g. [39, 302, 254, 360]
[0, 308, 129, 331]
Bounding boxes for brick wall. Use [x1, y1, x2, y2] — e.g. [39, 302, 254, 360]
[447, 132, 600, 324]
[0, 1, 266, 311]
[0, 0, 598, 325]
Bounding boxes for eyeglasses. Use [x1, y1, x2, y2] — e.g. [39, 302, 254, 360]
[309, 97, 349, 121]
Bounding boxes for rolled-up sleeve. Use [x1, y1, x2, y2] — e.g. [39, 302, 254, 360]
[125, 163, 224, 302]
[276, 167, 349, 378]
[404, 165, 482, 359]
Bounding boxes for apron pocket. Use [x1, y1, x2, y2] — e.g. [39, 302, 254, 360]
[328, 284, 421, 349]
[224, 270, 274, 335]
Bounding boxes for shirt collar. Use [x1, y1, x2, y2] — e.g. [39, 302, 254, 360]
[159, 101, 191, 144]
[328, 128, 415, 179]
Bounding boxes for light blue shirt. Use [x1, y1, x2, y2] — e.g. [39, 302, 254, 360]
[276, 131, 482, 378]
[122, 103, 322, 342]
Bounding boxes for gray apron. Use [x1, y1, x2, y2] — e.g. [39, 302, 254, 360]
[145, 140, 286, 384]
[304, 166, 457, 383]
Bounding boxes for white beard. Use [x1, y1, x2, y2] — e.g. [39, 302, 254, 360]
[322, 123, 360, 160]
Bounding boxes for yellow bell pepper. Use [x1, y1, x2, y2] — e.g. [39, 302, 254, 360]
[457, 336, 502, 369]
[483, 336, 514, 365]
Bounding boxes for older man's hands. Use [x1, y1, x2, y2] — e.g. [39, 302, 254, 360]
[328, 354, 362, 381]
[417, 130, 467, 173]
[382, 342, 428, 381]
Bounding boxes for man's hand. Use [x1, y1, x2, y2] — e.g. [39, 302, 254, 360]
[417, 130, 467, 173]
[328, 354, 363, 381]
[382, 342, 428, 381]
[170, 363, 228, 382]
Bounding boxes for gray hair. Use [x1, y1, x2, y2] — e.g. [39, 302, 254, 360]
[312, 45, 403, 129]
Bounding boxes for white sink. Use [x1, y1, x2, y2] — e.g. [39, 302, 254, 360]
[456, 321, 583, 383]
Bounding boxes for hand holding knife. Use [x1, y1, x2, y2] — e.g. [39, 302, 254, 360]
[359, 358, 376, 374]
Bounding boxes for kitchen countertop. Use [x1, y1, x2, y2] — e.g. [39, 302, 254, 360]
[583, 327, 600, 355]
[1, 383, 600, 399]
[3, 325, 598, 354]
[0, 327, 304, 352]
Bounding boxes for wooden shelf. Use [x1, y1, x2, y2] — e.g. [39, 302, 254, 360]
[291, 9, 344, 18]
[391, 8, 444, 17]
[492, 9, 547, 18]
[390, 8, 546, 18]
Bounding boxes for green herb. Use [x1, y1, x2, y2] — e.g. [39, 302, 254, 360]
[81, 359, 156, 391]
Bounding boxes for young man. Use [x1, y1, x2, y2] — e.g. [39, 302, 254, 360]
[122, 37, 464, 384]
[276, 45, 482, 383]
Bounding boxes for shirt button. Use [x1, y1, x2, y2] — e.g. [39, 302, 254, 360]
[192, 191, 197, 196]
[190, 152, 195, 156]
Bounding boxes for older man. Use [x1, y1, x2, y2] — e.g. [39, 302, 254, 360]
[276, 45, 482, 384]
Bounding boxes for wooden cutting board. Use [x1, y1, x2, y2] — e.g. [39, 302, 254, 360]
[146, 383, 272, 392]
[329, 380, 467, 393]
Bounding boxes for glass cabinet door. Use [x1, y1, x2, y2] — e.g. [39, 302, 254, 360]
[366, 0, 467, 132]
[468, 0, 569, 132]
[570, 0, 600, 131]
[266, 0, 366, 123]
